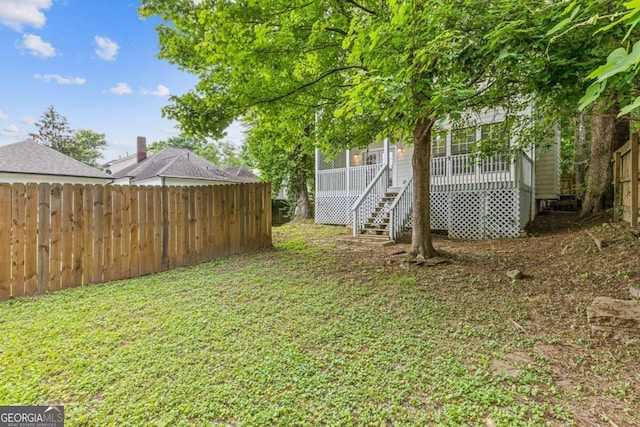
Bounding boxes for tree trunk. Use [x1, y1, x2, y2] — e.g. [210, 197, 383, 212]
[581, 106, 617, 217]
[410, 117, 437, 258]
[294, 164, 312, 220]
[574, 112, 587, 200]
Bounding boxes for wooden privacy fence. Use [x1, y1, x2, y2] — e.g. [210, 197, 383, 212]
[0, 182, 272, 300]
[613, 133, 640, 226]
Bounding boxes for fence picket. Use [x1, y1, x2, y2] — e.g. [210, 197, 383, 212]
[24, 184, 39, 295]
[49, 184, 62, 291]
[0, 184, 12, 299]
[37, 184, 51, 294]
[72, 185, 84, 287]
[11, 183, 26, 297]
[92, 185, 104, 284]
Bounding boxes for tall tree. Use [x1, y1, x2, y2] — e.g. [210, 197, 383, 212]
[244, 107, 315, 219]
[72, 129, 107, 168]
[29, 106, 106, 167]
[29, 106, 75, 155]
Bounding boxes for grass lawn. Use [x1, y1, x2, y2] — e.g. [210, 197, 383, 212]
[0, 221, 637, 426]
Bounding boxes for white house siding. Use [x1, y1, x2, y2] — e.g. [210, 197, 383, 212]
[534, 134, 561, 200]
[0, 172, 111, 186]
[104, 155, 138, 175]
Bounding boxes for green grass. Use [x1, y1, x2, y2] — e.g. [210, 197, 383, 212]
[0, 224, 569, 426]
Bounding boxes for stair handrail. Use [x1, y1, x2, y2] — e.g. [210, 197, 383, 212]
[388, 177, 414, 241]
[352, 164, 389, 236]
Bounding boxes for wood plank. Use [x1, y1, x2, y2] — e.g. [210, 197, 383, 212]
[82, 185, 94, 284]
[24, 184, 39, 295]
[49, 184, 62, 291]
[37, 184, 51, 294]
[175, 187, 186, 267]
[631, 133, 639, 227]
[92, 185, 104, 284]
[0, 184, 12, 299]
[144, 186, 155, 274]
[187, 186, 196, 265]
[120, 185, 131, 279]
[168, 187, 178, 269]
[248, 184, 255, 250]
[202, 186, 212, 261]
[161, 186, 170, 270]
[220, 185, 229, 257]
[138, 187, 148, 275]
[102, 185, 113, 282]
[11, 183, 26, 297]
[194, 186, 203, 263]
[153, 186, 162, 272]
[111, 186, 123, 280]
[72, 185, 84, 287]
[211, 185, 221, 259]
[129, 186, 140, 277]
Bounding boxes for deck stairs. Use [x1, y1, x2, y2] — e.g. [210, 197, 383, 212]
[356, 190, 398, 242]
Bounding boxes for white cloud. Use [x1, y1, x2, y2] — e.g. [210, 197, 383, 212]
[17, 34, 56, 58]
[0, 124, 20, 136]
[0, 109, 7, 121]
[34, 73, 86, 85]
[110, 82, 132, 95]
[22, 116, 38, 126]
[142, 84, 170, 97]
[94, 36, 119, 61]
[0, 0, 51, 31]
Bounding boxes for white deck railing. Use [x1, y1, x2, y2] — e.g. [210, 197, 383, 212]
[430, 150, 531, 191]
[389, 178, 414, 241]
[352, 165, 389, 236]
[317, 164, 382, 196]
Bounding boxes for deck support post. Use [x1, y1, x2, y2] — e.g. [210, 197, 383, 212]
[346, 149, 351, 197]
[384, 138, 390, 188]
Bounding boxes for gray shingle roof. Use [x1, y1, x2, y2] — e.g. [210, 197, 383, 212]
[0, 139, 111, 179]
[225, 166, 259, 183]
[113, 147, 250, 183]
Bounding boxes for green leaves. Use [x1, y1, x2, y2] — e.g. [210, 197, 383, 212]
[546, 2, 581, 36]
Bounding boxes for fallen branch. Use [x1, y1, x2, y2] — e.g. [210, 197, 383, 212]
[510, 318, 527, 333]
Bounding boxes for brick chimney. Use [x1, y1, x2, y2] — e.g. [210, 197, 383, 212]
[137, 136, 147, 162]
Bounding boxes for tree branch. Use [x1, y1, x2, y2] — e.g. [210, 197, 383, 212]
[343, 0, 377, 15]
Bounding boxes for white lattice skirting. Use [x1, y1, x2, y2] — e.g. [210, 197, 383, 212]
[316, 189, 531, 239]
[436, 189, 528, 239]
[315, 195, 359, 225]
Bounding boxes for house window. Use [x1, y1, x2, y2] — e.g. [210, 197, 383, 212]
[451, 128, 476, 174]
[451, 128, 476, 155]
[431, 133, 446, 157]
[480, 123, 511, 173]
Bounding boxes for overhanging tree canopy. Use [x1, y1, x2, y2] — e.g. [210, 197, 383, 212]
[140, 0, 540, 256]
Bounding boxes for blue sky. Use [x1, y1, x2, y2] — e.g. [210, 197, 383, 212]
[0, 0, 244, 163]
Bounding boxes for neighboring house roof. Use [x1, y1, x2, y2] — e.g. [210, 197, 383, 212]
[224, 166, 259, 183]
[0, 139, 111, 179]
[112, 147, 250, 183]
